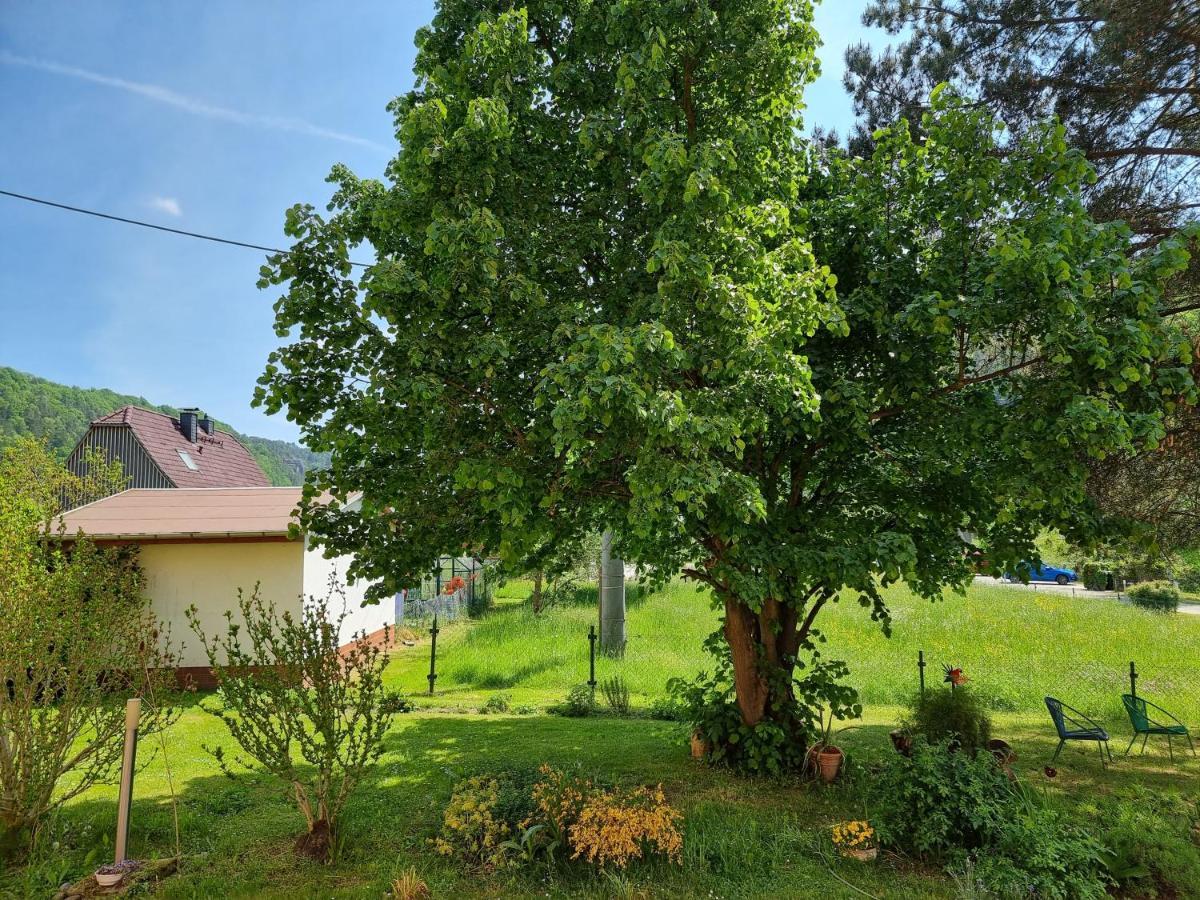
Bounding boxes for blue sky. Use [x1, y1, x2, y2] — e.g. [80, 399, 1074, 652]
[0, 1, 876, 442]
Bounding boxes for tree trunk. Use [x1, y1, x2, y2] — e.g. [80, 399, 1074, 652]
[721, 594, 806, 744]
[531, 570, 544, 614]
[599, 531, 626, 654]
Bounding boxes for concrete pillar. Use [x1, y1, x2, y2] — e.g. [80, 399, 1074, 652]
[599, 530, 626, 654]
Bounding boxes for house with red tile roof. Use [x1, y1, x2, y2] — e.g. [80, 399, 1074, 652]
[65, 405, 269, 498]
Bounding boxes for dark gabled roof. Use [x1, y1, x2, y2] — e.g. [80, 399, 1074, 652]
[89, 406, 270, 488]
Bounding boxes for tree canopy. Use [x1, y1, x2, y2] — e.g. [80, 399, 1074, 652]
[257, 0, 1196, 764]
[845, 0, 1200, 244]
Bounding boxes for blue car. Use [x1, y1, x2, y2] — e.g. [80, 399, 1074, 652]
[1005, 563, 1077, 585]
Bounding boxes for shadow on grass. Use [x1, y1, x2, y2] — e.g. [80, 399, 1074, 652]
[15, 711, 1200, 899]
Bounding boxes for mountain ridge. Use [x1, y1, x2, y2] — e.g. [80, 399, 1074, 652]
[0, 365, 326, 486]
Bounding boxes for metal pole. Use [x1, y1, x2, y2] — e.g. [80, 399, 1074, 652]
[1130, 661, 1138, 699]
[918, 650, 926, 697]
[588, 625, 597, 693]
[428, 614, 439, 694]
[114, 698, 141, 863]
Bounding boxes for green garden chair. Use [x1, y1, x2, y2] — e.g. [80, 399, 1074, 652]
[1121, 694, 1196, 762]
[1045, 697, 1113, 768]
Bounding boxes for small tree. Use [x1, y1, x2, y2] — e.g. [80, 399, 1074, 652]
[187, 581, 393, 863]
[0, 438, 178, 853]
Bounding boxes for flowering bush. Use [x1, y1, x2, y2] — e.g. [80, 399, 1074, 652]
[571, 784, 683, 868]
[527, 765, 682, 869]
[433, 776, 510, 869]
[831, 821, 876, 855]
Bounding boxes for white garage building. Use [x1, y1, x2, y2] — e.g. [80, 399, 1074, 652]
[58, 487, 391, 685]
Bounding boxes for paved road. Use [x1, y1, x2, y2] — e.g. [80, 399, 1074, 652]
[975, 575, 1200, 615]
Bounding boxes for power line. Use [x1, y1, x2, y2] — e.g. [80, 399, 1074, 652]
[0, 188, 373, 269]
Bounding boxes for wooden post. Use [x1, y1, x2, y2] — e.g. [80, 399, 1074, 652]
[114, 698, 141, 864]
[1129, 661, 1138, 699]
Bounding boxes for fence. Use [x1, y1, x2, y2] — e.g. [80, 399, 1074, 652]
[394, 556, 494, 626]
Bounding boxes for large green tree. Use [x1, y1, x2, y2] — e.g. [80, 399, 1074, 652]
[257, 0, 1195, 757]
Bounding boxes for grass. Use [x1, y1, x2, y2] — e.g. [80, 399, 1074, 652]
[392, 579, 1200, 728]
[7, 579, 1200, 898]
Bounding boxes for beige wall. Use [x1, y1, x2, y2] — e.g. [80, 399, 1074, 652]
[139, 540, 305, 667]
[302, 540, 392, 647]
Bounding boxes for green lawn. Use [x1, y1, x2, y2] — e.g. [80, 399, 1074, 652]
[392, 579, 1200, 728]
[8, 580, 1200, 898]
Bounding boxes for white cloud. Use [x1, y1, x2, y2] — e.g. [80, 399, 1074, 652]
[0, 50, 386, 152]
[148, 196, 182, 217]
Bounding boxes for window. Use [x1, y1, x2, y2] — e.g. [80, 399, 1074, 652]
[177, 449, 199, 471]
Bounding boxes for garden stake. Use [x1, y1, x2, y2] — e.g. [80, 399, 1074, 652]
[1129, 661, 1138, 699]
[588, 624, 597, 694]
[917, 650, 926, 697]
[114, 698, 140, 864]
[428, 613, 439, 694]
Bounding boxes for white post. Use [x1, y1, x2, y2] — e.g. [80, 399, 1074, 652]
[114, 698, 141, 864]
[599, 531, 626, 654]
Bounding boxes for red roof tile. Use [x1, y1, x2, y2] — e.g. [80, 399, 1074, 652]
[90, 406, 270, 488]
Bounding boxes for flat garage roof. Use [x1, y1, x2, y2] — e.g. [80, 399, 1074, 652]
[57, 487, 305, 540]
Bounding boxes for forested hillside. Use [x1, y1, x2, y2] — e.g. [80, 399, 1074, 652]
[0, 365, 326, 486]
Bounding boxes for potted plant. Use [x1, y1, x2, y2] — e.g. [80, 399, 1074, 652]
[95, 859, 141, 887]
[808, 708, 846, 783]
[831, 821, 877, 861]
[690, 729, 710, 759]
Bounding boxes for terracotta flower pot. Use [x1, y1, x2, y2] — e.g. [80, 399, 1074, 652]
[690, 731, 710, 759]
[845, 847, 878, 862]
[816, 746, 843, 783]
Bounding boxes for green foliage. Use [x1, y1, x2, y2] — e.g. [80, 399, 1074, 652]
[551, 684, 596, 718]
[186, 581, 394, 863]
[1176, 565, 1200, 595]
[905, 688, 993, 755]
[479, 693, 511, 714]
[873, 739, 1108, 896]
[1089, 788, 1200, 896]
[669, 636, 859, 775]
[872, 738, 1013, 858]
[257, 0, 1195, 740]
[0, 365, 326, 485]
[1128, 580, 1181, 612]
[380, 691, 415, 714]
[0, 438, 179, 852]
[1080, 564, 1111, 592]
[600, 676, 631, 716]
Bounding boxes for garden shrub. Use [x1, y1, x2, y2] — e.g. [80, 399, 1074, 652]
[551, 684, 596, 718]
[480, 693, 511, 714]
[433, 775, 510, 869]
[872, 738, 1012, 858]
[972, 806, 1107, 899]
[905, 688, 992, 755]
[527, 765, 682, 869]
[380, 690, 415, 714]
[600, 676, 631, 715]
[570, 784, 683, 868]
[873, 739, 1109, 896]
[648, 696, 687, 721]
[1128, 580, 1180, 612]
[187, 580, 393, 863]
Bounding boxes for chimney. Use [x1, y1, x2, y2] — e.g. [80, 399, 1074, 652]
[199, 416, 215, 436]
[179, 408, 199, 443]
